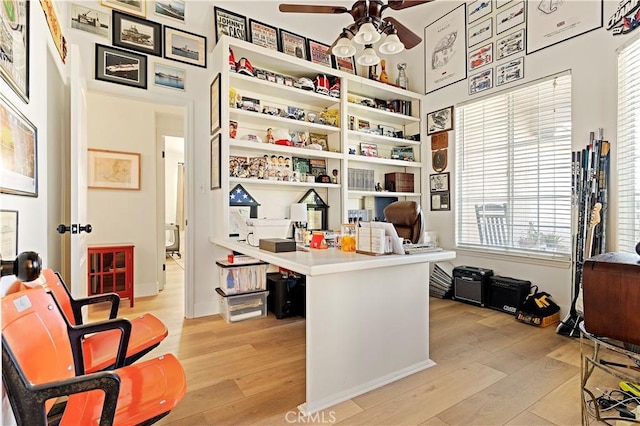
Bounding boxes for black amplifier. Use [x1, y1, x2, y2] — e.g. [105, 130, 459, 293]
[452, 266, 494, 306]
[486, 275, 531, 315]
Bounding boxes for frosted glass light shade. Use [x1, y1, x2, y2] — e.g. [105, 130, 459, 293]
[378, 33, 404, 55]
[333, 37, 356, 57]
[357, 47, 380, 66]
[353, 22, 381, 45]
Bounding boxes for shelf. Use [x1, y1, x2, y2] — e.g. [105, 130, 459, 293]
[347, 74, 422, 102]
[346, 130, 420, 147]
[230, 177, 340, 189]
[348, 190, 421, 197]
[348, 103, 419, 126]
[230, 108, 340, 134]
[347, 155, 422, 168]
[229, 139, 343, 160]
[230, 73, 340, 109]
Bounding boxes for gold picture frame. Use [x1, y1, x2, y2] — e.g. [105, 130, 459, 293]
[101, 0, 146, 17]
[88, 148, 141, 190]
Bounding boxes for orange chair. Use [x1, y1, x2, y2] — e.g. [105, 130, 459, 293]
[2, 287, 186, 425]
[40, 269, 168, 373]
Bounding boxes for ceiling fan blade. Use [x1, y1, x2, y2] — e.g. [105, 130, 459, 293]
[279, 4, 349, 14]
[384, 16, 422, 49]
[386, 0, 434, 10]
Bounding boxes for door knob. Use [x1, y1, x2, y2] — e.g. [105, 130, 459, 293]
[57, 224, 93, 234]
[57, 224, 71, 234]
[79, 224, 92, 233]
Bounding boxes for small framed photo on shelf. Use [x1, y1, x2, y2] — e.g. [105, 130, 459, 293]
[357, 118, 370, 131]
[210, 134, 221, 190]
[334, 56, 356, 75]
[249, 19, 279, 51]
[426, 106, 454, 135]
[309, 132, 328, 150]
[210, 73, 221, 135]
[214, 7, 247, 43]
[112, 11, 162, 56]
[429, 173, 450, 192]
[88, 148, 141, 190]
[95, 44, 148, 89]
[0, 210, 18, 258]
[164, 26, 207, 68]
[307, 39, 333, 68]
[360, 143, 378, 157]
[279, 29, 307, 60]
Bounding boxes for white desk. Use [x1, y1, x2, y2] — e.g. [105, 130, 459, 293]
[211, 238, 456, 415]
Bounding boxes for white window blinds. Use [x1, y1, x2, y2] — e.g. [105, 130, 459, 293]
[617, 36, 640, 252]
[455, 74, 572, 257]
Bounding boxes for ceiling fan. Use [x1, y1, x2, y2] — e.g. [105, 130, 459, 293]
[279, 1, 434, 65]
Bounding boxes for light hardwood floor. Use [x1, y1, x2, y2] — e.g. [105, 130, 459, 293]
[89, 258, 584, 426]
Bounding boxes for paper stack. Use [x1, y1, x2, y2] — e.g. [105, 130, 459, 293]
[430, 261, 454, 298]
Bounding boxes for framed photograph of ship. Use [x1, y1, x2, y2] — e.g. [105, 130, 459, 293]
[101, 0, 146, 18]
[112, 11, 162, 57]
[154, 0, 184, 23]
[248, 19, 279, 51]
[153, 63, 184, 91]
[210, 73, 221, 135]
[70, 3, 109, 38]
[164, 26, 206, 68]
[214, 7, 247, 43]
[0, 0, 29, 103]
[95, 44, 147, 89]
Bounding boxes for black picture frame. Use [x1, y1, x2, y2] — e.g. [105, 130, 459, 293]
[0, 210, 18, 258]
[279, 29, 308, 60]
[429, 173, 450, 192]
[112, 11, 162, 57]
[210, 134, 221, 190]
[307, 39, 334, 68]
[214, 6, 247, 43]
[95, 44, 148, 89]
[248, 19, 279, 51]
[426, 106, 454, 135]
[0, 0, 29, 103]
[210, 73, 221, 135]
[334, 56, 356, 75]
[164, 26, 207, 68]
[431, 192, 451, 211]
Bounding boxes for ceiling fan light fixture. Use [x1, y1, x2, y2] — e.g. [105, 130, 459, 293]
[353, 22, 381, 45]
[378, 33, 404, 55]
[357, 46, 380, 66]
[333, 36, 357, 57]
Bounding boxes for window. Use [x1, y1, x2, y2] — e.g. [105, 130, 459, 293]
[455, 74, 572, 257]
[617, 36, 640, 252]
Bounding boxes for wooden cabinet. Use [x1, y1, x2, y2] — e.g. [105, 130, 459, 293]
[88, 244, 134, 307]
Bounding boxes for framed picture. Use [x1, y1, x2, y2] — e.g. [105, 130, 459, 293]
[496, 55, 524, 86]
[70, 3, 110, 38]
[424, 4, 466, 94]
[154, 0, 184, 23]
[214, 7, 247, 43]
[469, 42, 493, 71]
[309, 132, 328, 150]
[426, 106, 454, 135]
[526, 0, 602, 54]
[431, 192, 451, 211]
[279, 29, 307, 60]
[153, 62, 185, 91]
[496, 0, 514, 9]
[0, 94, 37, 197]
[164, 26, 206, 68]
[429, 173, 450, 192]
[0, 210, 18, 258]
[95, 44, 147, 89]
[112, 11, 162, 57]
[88, 148, 141, 190]
[249, 19, 278, 51]
[334, 56, 356, 75]
[497, 28, 525, 60]
[496, 1, 524, 35]
[468, 0, 492, 24]
[469, 68, 493, 95]
[307, 39, 333, 68]
[360, 143, 378, 157]
[40, 0, 66, 63]
[468, 17, 493, 47]
[101, 0, 146, 17]
[210, 73, 221, 135]
[210, 134, 221, 190]
[0, 0, 29, 103]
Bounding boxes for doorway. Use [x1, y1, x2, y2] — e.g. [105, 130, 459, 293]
[161, 136, 185, 290]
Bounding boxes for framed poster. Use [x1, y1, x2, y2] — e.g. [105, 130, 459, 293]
[431, 192, 451, 211]
[0, 210, 18, 258]
[496, 1, 524, 34]
[70, 3, 110, 38]
[214, 7, 247, 43]
[153, 63, 185, 91]
[88, 148, 141, 190]
[95, 44, 148, 89]
[468, 17, 493, 47]
[279, 29, 307, 60]
[496, 56, 524, 86]
[210, 134, 221, 190]
[154, 0, 184, 23]
[335, 56, 356, 75]
[424, 4, 466, 94]
[429, 173, 450, 192]
[526, 0, 603, 54]
[468, 0, 492, 24]
[210, 73, 221, 135]
[468, 42, 493, 71]
[40, 0, 67, 63]
[164, 26, 206, 68]
[0, 94, 37, 197]
[496, 28, 525, 60]
[469, 68, 493, 95]
[0, 0, 29, 103]
[426, 106, 454, 135]
[249, 19, 278, 51]
[101, 0, 146, 17]
[307, 39, 333, 68]
[112, 11, 162, 57]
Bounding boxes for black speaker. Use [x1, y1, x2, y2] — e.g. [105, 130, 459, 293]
[266, 272, 305, 319]
[452, 266, 494, 306]
[486, 275, 531, 315]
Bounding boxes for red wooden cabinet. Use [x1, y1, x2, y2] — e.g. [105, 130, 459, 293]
[88, 244, 134, 307]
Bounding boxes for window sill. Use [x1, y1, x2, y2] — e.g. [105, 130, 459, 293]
[454, 246, 572, 269]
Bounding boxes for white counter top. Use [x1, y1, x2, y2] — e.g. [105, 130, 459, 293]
[210, 238, 456, 276]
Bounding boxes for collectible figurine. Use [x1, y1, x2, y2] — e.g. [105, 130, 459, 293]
[375, 182, 382, 192]
[396, 63, 408, 89]
[332, 169, 339, 184]
[368, 64, 379, 81]
[266, 128, 274, 143]
[229, 121, 238, 139]
[379, 59, 389, 83]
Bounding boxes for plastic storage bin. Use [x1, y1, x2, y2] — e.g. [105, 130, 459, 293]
[216, 288, 268, 323]
[216, 260, 268, 295]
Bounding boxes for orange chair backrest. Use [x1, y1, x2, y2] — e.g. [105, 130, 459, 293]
[41, 268, 76, 325]
[2, 287, 75, 412]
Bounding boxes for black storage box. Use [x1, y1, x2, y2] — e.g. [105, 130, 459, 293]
[259, 238, 296, 253]
[452, 266, 494, 306]
[266, 272, 305, 319]
[486, 275, 531, 315]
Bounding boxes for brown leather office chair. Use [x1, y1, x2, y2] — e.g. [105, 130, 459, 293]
[383, 201, 423, 244]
